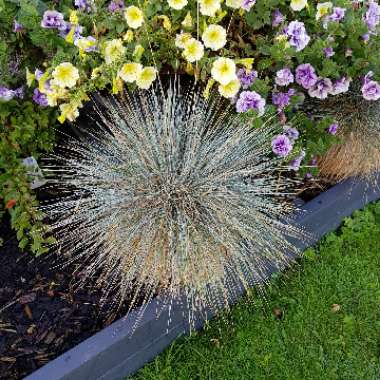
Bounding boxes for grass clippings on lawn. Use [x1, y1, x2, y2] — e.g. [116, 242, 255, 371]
[132, 201, 380, 380]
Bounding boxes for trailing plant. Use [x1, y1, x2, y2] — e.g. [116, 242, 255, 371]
[39, 83, 304, 321]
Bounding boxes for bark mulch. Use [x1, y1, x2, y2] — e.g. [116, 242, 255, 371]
[0, 217, 128, 380]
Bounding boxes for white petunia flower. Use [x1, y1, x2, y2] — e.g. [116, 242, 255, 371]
[168, 0, 188, 10]
[211, 57, 237, 85]
[183, 38, 205, 62]
[202, 24, 227, 51]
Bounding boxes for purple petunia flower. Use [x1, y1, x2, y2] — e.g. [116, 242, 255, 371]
[237, 68, 257, 89]
[75, 0, 94, 12]
[330, 77, 351, 95]
[323, 47, 335, 58]
[241, 0, 256, 11]
[32, 88, 48, 107]
[58, 22, 83, 39]
[328, 123, 339, 135]
[286, 21, 310, 52]
[74, 36, 98, 52]
[0, 87, 15, 101]
[275, 68, 294, 87]
[41, 10, 65, 29]
[362, 79, 380, 101]
[13, 20, 24, 32]
[364, 1, 380, 31]
[272, 89, 295, 111]
[108, 0, 125, 12]
[271, 134, 293, 157]
[236, 91, 266, 116]
[35, 69, 44, 81]
[310, 157, 318, 166]
[295, 63, 318, 90]
[329, 7, 346, 22]
[272, 9, 284, 27]
[289, 150, 305, 171]
[308, 78, 333, 99]
[362, 33, 371, 42]
[304, 172, 313, 180]
[13, 86, 24, 99]
[283, 125, 299, 141]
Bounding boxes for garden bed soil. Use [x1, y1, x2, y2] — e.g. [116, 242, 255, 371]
[0, 216, 132, 380]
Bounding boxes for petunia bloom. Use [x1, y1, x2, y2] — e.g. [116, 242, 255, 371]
[271, 134, 293, 157]
[41, 10, 65, 29]
[237, 68, 257, 88]
[236, 90, 266, 116]
[295, 63, 318, 89]
[286, 21, 310, 51]
[275, 68, 294, 86]
[308, 78, 333, 99]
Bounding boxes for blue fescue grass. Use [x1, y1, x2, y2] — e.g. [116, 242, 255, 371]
[131, 201, 380, 380]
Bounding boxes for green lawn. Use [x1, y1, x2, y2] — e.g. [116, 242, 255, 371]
[131, 202, 380, 380]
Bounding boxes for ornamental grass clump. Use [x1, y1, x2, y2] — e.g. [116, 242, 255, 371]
[40, 82, 303, 322]
[305, 81, 380, 183]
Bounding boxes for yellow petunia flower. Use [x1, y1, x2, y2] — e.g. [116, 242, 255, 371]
[136, 67, 157, 89]
[185, 62, 194, 75]
[58, 102, 80, 123]
[69, 10, 79, 25]
[211, 57, 237, 85]
[118, 62, 143, 83]
[218, 79, 240, 98]
[104, 39, 126, 64]
[236, 58, 255, 71]
[175, 32, 192, 49]
[123, 29, 134, 42]
[181, 12, 192, 28]
[290, 0, 308, 11]
[183, 38, 204, 62]
[65, 26, 76, 44]
[167, 0, 188, 10]
[75, 37, 97, 56]
[225, 0, 242, 8]
[133, 44, 145, 61]
[199, 0, 222, 17]
[46, 85, 68, 107]
[158, 15, 172, 31]
[124, 6, 144, 29]
[52, 62, 79, 88]
[202, 24, 227, 51]
[91, 67, 102, 79]
[203, 78, 215, 99]
[112, 77, 124, 94]
[26, 68, 35, 87]
[316, 2, 332, 19]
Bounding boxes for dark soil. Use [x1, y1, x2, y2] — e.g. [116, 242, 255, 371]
[0, 216, 129, 380]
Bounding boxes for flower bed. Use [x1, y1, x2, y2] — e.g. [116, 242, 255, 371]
[2, 0, 380, 251]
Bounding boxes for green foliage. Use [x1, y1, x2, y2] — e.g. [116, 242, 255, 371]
[131, 201, 380, 380]
[0, 100, 57, 254]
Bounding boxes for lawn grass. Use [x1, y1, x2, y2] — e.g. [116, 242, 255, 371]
[131, 201, 380, 380]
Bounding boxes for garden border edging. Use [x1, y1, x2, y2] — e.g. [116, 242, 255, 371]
[24, 176, 380, 380]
